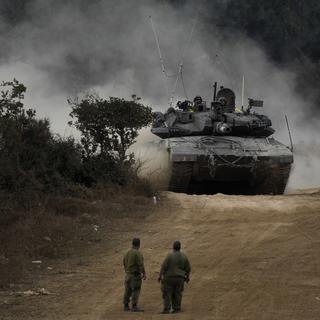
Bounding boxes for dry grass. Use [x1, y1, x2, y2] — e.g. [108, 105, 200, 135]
[0, 180, 156, 288]
[0, 204, 95, 287]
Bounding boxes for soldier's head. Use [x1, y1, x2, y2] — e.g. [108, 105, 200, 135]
[194, 96, 202, 103]
[173, 240, 181, 251]
[132, 238, 140, 249]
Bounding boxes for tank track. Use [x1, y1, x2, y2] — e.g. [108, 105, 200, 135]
[255, 163, 291, 195]
[168, 161, 291, 195]
[168, 162, 193, 193]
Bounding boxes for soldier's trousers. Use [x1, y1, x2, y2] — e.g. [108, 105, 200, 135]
[123, 274, 142, 306]
[161, 276, 185, 311]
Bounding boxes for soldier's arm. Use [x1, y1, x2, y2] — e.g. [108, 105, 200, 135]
[160, 255, 170, 274]
[184, 255, 191, 282]
[123, 254, 126, 271]
[137, 252, 146, 279]
[158, 255, 169, 282]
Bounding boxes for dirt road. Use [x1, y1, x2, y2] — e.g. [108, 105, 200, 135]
[2, 191, 320, 320]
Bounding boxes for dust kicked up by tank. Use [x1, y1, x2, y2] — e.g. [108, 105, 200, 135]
[151, 84, 294, 194]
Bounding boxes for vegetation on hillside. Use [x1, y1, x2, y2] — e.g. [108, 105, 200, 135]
[0, 80, 153, 208]
[0, 81, 153, 287]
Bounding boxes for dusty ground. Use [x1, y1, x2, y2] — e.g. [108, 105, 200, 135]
[1, 190, 320, 320]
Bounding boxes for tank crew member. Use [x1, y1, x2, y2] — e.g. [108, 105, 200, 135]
[193, 95, 204, 111]
[194, 95, 202, 104]
[123, 238, 146, 312]
[158, 240, 191, 314]
[178, 100, 192, 111]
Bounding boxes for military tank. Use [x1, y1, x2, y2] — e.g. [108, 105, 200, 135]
[151, 84, 294, 194]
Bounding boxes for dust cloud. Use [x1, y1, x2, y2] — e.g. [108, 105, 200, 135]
[0, 0, 318, 189]
[130, 129, 170, 190]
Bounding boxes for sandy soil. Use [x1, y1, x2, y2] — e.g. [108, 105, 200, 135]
[2, 191, 320, 320]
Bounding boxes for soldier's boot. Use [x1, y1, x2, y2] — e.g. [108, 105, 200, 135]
[131, 304, 144, 312]
[172, 309, 181, 313]
[123, 304, 130, 311]
[160, 309, 171, 314]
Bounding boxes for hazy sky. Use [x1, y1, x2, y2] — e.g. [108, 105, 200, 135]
[0, 0, 312, 135]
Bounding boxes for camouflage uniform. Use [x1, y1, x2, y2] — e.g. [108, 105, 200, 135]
[123, 248, 145, 307]
[160, 251, 191, 312]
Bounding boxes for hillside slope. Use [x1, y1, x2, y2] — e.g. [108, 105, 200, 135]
[2, 191, 320, 320]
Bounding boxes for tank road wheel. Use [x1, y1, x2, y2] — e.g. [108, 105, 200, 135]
[255, 163, 291, 195]
[168, 162, 193, 193]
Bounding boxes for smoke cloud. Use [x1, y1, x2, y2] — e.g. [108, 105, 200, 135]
[0, 0, 319, 189]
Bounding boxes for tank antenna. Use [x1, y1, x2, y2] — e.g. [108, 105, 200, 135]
[213, 81, 217, 102]
[241, 75, 245, 109]
[170, 10, 200, 106]
[149, 10, 200, 107]
[285, 115, 294, 152]
[149, 16, 171, 103]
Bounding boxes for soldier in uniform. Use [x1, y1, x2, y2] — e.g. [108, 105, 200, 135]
[177, 100, 193, 112]
[193, 95, 205, 111]
[158, 241, 191, 314]
[123, 238, 146, 312]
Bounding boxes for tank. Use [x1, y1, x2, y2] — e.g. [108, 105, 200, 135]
[151, 85, 294, 194]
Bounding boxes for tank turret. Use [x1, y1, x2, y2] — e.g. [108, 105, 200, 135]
[152, 87, 274, 139]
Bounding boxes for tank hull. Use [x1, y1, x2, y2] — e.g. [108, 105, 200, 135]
[167, 136, 293, 194]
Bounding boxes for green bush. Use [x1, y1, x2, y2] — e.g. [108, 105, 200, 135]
[0, 80, 153, 201]
[69, 94, 153, 186]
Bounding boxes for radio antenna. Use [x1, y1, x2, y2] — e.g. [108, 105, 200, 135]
[149, 9, 200, 107]
[170, 10, 199, 106]
[241, 75, 245, 108]
[149, 16, 171, 101]
[285, 115, 294, 152]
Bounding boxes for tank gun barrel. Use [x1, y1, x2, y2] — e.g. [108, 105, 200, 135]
[214, 122, 232, 135]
